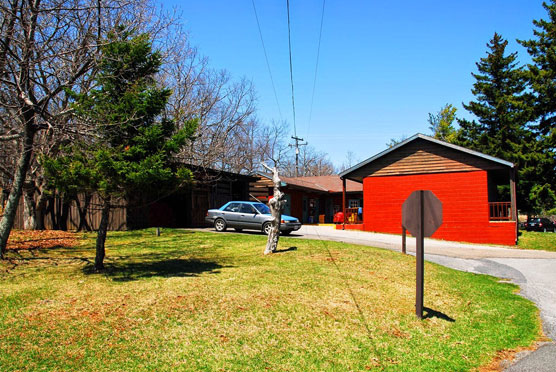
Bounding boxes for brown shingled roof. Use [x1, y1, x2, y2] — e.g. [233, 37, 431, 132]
[280, 175, 362, 193]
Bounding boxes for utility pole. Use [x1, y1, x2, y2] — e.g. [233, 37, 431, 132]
[290, 135, 307, 177]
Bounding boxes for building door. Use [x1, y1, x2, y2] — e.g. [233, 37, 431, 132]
[325, 198, 334, 223]
[302, 197, 308, 223]
[192, 190, 209, 226]
[283, 194, 291, 216]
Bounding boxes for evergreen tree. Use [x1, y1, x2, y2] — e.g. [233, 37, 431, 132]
[43, 27, 197, 270]
[518, 0, 556, 213]
[456, 33, 536, 211]
[428, 104, 458, 142]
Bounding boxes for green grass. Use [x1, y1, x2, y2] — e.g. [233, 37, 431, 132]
[518, 231, 556, 252]
[0, 229, 540, 371]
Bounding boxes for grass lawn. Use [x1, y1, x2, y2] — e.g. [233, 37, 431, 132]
[518, 231, 556, 252]
[0, 229, 540, 371]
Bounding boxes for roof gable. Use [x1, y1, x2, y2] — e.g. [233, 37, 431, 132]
[340, 134, 514, 182]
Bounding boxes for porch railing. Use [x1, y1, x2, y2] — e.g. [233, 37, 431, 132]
[345, 207, 362, 224]
[489, 202, 512, 221]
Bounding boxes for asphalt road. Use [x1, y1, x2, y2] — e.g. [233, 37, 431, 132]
[287, 225, 556, 372]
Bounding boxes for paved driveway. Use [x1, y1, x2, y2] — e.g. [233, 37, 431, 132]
[288, 225, 556, 371]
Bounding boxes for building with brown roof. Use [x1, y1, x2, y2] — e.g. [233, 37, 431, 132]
[339, 134, 517, 245]
[250, 174, 363, 223]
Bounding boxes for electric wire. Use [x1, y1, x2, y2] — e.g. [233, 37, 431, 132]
[303, 227, 383, 360]
[250, 0, 283, 121]
[286, 0, 297, 137]
[306, 0, 326, 142]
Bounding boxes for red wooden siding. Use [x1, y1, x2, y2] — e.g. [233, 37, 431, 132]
[363, 170, 516, 245]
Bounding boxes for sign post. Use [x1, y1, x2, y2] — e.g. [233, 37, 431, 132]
[402, 190, 442, 319]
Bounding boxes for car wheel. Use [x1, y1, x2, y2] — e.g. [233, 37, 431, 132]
[281, 229, 292, 236]
[234, 228, 243, 232]
[263, 222, 272, 235]
[214, 218, 227, 232]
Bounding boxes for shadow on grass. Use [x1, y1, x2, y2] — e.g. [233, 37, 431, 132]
[84, 258, 226, 282]
[423, 307, 455, 322]
[274, 246, 298, 254]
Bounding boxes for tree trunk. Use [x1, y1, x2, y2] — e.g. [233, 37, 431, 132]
[23, 183, 37, 230]
[35, 190, 49, 230]
[59, 198, 71, 231]
[265, 197, 282, 254]
[47, 196, 57, 230]
[262, 163, 284, 255]
[0, 118, 36, 257]
[95, 198, 111, 271]
[75, 194, 92, 232]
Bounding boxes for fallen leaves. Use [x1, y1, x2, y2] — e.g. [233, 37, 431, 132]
[6, 230, 81, 251]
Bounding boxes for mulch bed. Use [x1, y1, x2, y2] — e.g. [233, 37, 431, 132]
[6, 230, 81, 251]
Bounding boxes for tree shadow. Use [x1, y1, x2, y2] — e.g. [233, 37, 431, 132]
[83, 258, 226, 282]
[423, 307, 455, 322]
[5, 245, 93, 268]
[274, 246, 298, 254]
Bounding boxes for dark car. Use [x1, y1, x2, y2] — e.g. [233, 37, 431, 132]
[526, 217, 556, 232]
[205, 201, 302, 235]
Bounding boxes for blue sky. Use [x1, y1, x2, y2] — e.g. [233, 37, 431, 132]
[159, 0, 547, 168]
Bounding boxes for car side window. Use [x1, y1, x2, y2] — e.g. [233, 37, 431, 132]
[240, 203, 256, 214]
[223, 203, 240, 212]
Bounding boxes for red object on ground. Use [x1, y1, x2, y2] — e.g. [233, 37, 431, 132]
[333, 211, 344, 224]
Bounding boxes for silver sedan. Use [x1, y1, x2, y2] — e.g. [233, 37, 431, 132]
[205, 201, 302, 235]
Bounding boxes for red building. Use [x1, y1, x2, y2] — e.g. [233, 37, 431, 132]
[339, 134, 518, 245]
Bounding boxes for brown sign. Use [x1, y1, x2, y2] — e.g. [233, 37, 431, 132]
[401, 190, 443, 319]
[402, 190, 443, 237]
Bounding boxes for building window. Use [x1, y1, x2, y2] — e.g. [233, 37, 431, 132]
[348, 199, 360, 208]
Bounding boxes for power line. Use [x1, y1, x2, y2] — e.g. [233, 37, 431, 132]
[289, 135, 307, 177]
[306, 0, 326, 142]
[250, 0, 283, 121]
[286, 0, 297, 137]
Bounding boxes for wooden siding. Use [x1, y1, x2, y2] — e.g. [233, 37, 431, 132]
[349, 138, 508, 180]
[249, 177, 273, 201]
[11, 193, 127, 231]
[362, 170, 517, 245]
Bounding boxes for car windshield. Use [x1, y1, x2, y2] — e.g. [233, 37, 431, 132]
[253, 203, 270, 214]
[529, 218, 541, 223]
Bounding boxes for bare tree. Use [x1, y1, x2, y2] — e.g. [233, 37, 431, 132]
[261, 162, 285, 255]
[165, 53, 257, 172]
[256, 120, 290, 170]
[299, 146, 335, 177]
[278, 144, 335, 177]
[336, 151, 360, 173]
[0, 0, 156, 256]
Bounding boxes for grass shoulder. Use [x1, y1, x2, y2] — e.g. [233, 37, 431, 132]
[518, 231, 556, 252]
[0, 228, 541, 371]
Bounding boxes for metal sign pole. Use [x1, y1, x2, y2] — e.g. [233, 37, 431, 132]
[401, 226, 407, 254]
[402, 189, 442, 320]
[416, 190, 424, 319]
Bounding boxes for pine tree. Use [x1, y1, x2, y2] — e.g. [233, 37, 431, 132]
[456, 33, 535, 211]
[518, 1, 556, 213]
[43, 27, 197, 270]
